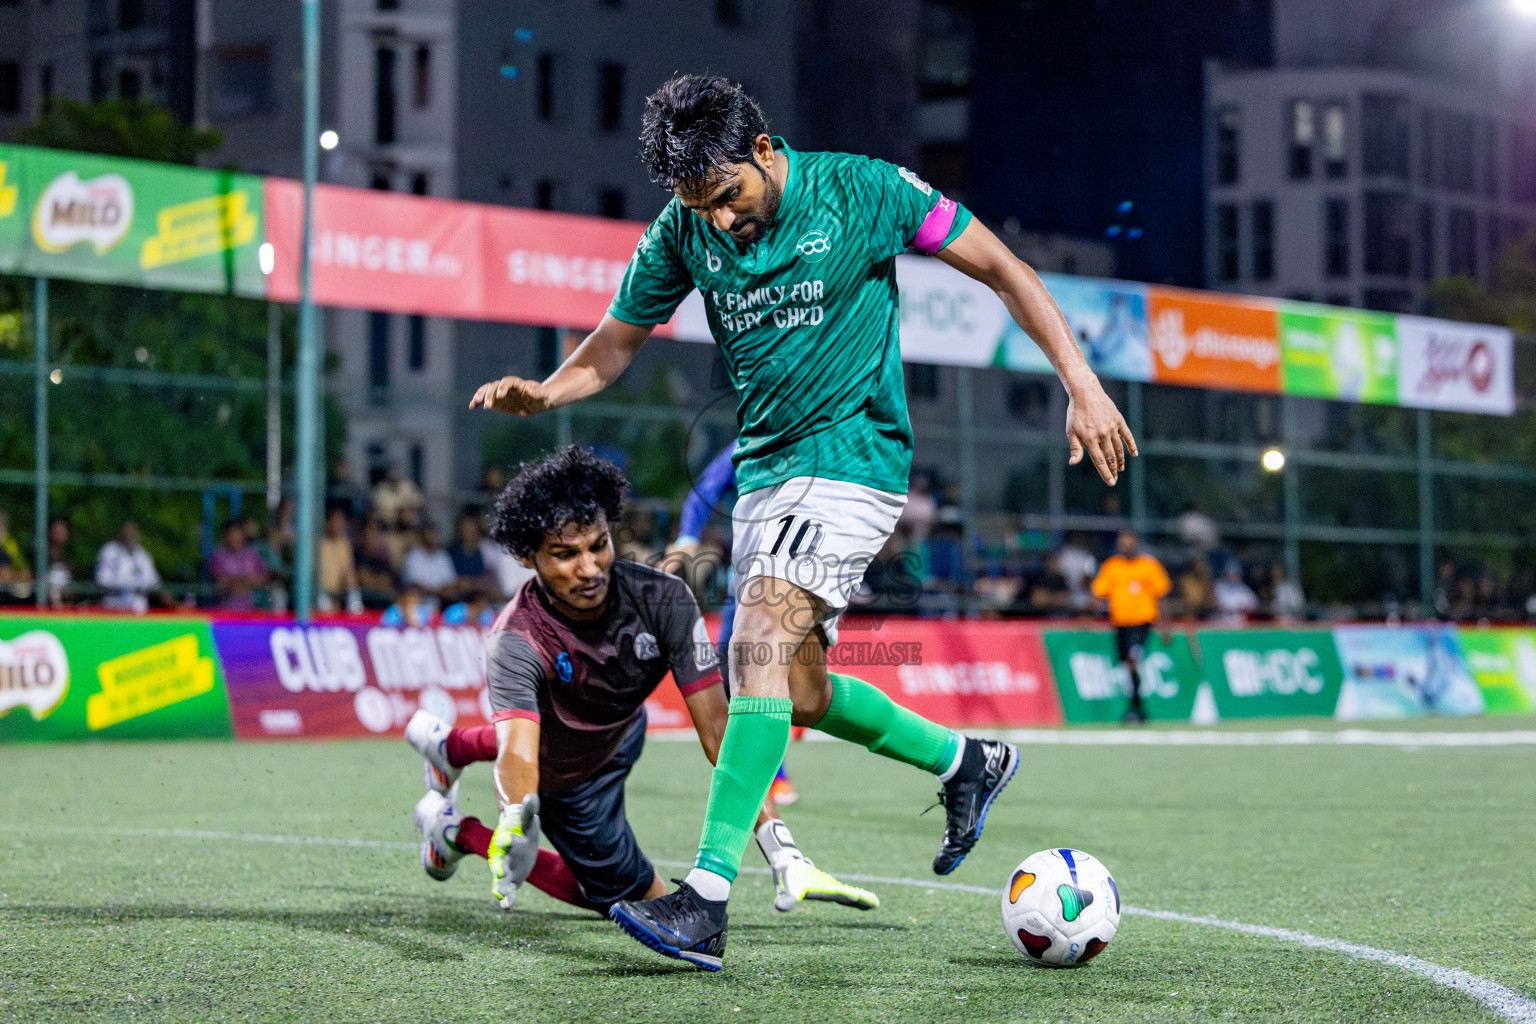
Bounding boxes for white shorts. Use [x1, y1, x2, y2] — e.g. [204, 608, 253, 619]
[731, 476, 906, 646]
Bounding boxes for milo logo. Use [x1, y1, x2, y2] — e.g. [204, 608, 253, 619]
[33, 171, 134, 254]
[0, 630, 70, 720]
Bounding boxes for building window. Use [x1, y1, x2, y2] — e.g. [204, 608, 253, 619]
[90, 55, 110, 102]
[1417, 203, 1435, 282]
[0, 63, 17, 115]
[1215, 107, 1240, 185]
[1251, 199, 1274, 281]
[536, 52, 555, 121]
[409, 444, 424, 488]
[118, 0, 143, 30]
[1481, 118, 1499, 199]
[536, 327, 560, 376]
[1364, 192, 1411, 278]
[212, 44, 272, 118]
[1487, 217, 1502, 272]
[375, 47, 397, 145]
[117, 67, 142, 100]
[410, 172, 428, 195]
[598, 188, 626, 219]
[1444, 113, 1475, 193]
[1287, 100, 1314, 180]
[369, 312, 392, 396]
[597, 62, 624, 131]
[1362, 289, 1413, 314]
[1512, 125, 1536, 204]
[716, 0, 745, 28]
[1324, 198, 1350, 278]
[412, 46, 431, 109]
[1322, 103, 1347, 178]
[1419, 109, 1436, 187]
[1325, 293, 1351, 307]
[1215, 203, 1239, 282]
[534, 179, 556, 210]
[377, 0, 399, 9]
[1362, 94, 1410, 180]
[408, 315, 426, 371]
[38, 64, 53, 112]
[1448, 208, 1477, 277]
[370, 172, 391, 190]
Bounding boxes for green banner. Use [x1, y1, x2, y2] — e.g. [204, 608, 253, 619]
[1454, 628, 1536, 715]
[0, 144, 265, 297]
[1195, 629, 1344, 718]
[1043, 629, 1202, 723]
[1278, 303, 1397, 404]
[0, 615, 232, 741]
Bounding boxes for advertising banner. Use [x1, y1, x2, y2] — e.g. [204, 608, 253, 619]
[1194, 629, 1344, 718]
[0, 615, 232, 741]
[215, 620, 496, 739]
[481, 205, 645, 333]
[1148, 287, 1282, 393]
[1331, 625, 1485, 719]
[1452, 627, 1536, 715]
[1278, 303, 1398, 404]
[262, 179, 485, 318]
[1394, 315, 1516, 416]
[0, 144, 265, 296]
[894, 255, 1008, 367]
[996, 275, 1154, 381]
[1043, 629, 1202, 723]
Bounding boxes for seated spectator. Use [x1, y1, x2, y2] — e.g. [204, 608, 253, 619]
[384, 586, 437, 627]
[319, 508, 358, 612]
[371, 468, 425, 527]
[354, 519, 398, 604]
[46, 517, 72, 608]
[897, 472, 938, 547]
[443, 592, 498, 628]
[1176, 557, 1214, 619]
[1057, 533, 1098, 614]
[0, 508, 33, 599]
[96, 520, 161, 613]
[1019, 553, 1073, 614]
[1212, 562, 1259, 625]
[326, 459, 369, 521]
[1269, 563, 1306, 622]
[387, 506, 420, 568]
[400, 523, 458, 611]
[447, 512, 494, 599]
[208, 521, 271, 611]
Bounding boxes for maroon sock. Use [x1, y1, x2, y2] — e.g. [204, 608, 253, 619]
[445, 725, 498, 767]
[455, 816, 494, 858]
[453, 819, 604, 913]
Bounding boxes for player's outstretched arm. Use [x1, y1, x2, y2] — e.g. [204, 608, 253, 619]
[469, 315, 654, 417]
[488, 718, 542, 909]
[937, 220, 1137, 486]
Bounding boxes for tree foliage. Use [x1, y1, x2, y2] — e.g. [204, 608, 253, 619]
[14, 97, 222, 165]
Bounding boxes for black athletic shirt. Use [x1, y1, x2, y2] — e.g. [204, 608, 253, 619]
[485, 559, 721, 789]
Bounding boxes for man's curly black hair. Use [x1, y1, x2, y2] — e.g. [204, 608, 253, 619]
[488, 445, 628, 560]
[639, 74, 768, 191]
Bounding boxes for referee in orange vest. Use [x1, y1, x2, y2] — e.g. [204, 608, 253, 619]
[1091, 530, 1171, 723]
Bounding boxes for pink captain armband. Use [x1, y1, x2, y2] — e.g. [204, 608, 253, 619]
[910, 197, 959, 255]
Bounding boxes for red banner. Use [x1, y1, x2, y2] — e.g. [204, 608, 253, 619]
[263, 179, 485, 318]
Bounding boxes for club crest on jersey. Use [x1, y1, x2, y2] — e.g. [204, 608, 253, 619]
[555, 651, 574, 683]
[796, 229, 832, 264]
[633, 632, 660, 660]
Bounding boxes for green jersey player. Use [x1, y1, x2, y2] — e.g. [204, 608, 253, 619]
[470, 74, 1136, 971]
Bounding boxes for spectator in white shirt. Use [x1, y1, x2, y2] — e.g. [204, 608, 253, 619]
[96, 521, 162, 613]
[400, 523, 458, 611]
[1213, 562, 1259, 626]
[1269, 563, 1306, 623]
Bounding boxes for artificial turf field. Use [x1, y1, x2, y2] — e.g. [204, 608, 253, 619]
[2, 722, 1534, 1023]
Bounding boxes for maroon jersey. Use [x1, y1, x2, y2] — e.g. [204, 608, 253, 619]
[485, 559, 721, 789]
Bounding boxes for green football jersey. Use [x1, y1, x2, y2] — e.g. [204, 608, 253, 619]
[608, 138, 972, 497]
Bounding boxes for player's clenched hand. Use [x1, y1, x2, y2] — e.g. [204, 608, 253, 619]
[469, 375, 554, 417]
[488, 794, 541, 910]
[1065, 377, 1137, 486]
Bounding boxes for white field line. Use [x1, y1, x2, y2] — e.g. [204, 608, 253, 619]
[996, 728, 1536, 748]
[5, 824, 1533, 1023]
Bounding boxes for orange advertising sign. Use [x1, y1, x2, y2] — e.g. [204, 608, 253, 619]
[1148, 288, 1281, 393]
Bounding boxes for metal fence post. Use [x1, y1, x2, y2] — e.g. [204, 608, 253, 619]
[33, 277, 47, 608]
[1417, 409, 1434, 606]
[293, 0, 322, 622]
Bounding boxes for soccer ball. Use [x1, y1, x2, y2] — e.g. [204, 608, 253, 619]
[1000, 848, 1121, 967]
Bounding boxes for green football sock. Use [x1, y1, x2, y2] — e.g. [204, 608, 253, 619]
[815, 672, 960, 774]
[694, 696, 793, 883]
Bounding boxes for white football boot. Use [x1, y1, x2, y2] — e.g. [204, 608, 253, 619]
[413, 788, 465, 881]
[405, 709, 462, 795]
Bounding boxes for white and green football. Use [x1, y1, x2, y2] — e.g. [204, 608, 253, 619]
[1001, 848, 1121, 967]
